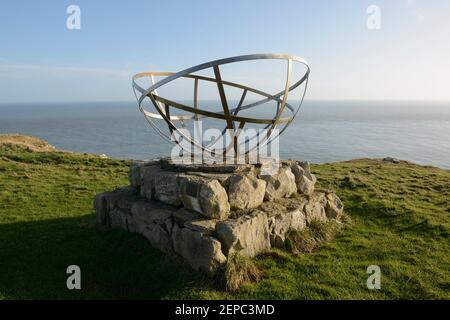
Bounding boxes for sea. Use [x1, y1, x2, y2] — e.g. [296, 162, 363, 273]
[1, 100, 449, 169]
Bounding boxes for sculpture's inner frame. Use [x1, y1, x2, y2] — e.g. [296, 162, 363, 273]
[132, 54, 310, 162]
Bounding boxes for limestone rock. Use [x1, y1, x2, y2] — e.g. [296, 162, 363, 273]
[304, 193, 327, 223]
[268, 209, 306, 247]
[178, 175, 203, 213]
[172, 225, 226, 276]
[129, 160, 156, 188]
[94, 187, 138, 230]
[258, 201, 287, 217]
[199, 179, 230, 219]
[179, 175, 230, 219]
[130, 199, 174, 233]
[129, 161, 142, 187]
[273, 196, 308, 212]
[154, 172, 181, 206]
[172, 208, 201, 227]
[290, 209, 307, 230]
[104, 186, 139, 212]
[140, 165, 164, 200]
[259, 158, 281, 176]
[109, 208, 128, 230]
[290, 161, 317, 195]
[184, 219, 218, 235]
[260, 167, 297, 201]
[93, 192, 108, 227]
[325, 193, 344, 219]
[141, 223, 173, 254]
[215, 210, 270, 257]
[227, 174, 266, 210]
[383, 157, 400, 164]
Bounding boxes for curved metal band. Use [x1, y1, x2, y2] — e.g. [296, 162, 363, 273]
[132, 53, 310, 159]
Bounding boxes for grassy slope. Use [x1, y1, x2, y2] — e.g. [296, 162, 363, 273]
[0, 144, 449, 299]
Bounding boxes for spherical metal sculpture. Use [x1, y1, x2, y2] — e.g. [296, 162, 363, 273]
[132, 53, 310, 162]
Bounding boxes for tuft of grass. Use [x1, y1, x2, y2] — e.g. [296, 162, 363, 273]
[309, 219, 344, 242]
[219, 253, 263, 292]
[285, 218, 346, 254]
[285, 228, 318, 253]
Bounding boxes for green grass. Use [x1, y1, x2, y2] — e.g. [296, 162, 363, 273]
[0, 144, 449, 299]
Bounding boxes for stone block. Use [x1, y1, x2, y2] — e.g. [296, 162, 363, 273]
[268, 209, 306, 248]
[172, 225, 226, 276]
[178, 175, 230, 219]
[184, 219, 218, 236]
[172, 208, 202, 227]
[130, 199, 174, 233]
[140, 165, 164, 200]
[154, 171, 181, 206]
[290, 161, 317, 195]
[325, 192, 344, 219]
[141, 223, 173, 254]
[304, 193, 328, 223]
[104, 186, 139, 212]
[109, 208, 128, 230]
[215, 210, 270, 257]
[129, 161, 144, 188]
[260, 167, 297, 201]
[93, 192, 108, 227]
[227, 174, 266, 210]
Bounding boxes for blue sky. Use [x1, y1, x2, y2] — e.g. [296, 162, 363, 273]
[0, 0, 449, 102]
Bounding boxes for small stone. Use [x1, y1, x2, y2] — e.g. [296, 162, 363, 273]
[383, 157, 400, 164]
[260, 167, 297, 201]
[99, 154, 108, 159]
[227, 174, 266, 210]
[215, 210, 270, 257]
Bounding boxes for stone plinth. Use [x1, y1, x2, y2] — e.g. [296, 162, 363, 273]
[94, 158, 344, 276]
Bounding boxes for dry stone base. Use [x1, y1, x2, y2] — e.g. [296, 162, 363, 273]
[94, 158, 344, 276]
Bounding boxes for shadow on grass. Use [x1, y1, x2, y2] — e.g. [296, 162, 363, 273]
[0, 215, 209, 299]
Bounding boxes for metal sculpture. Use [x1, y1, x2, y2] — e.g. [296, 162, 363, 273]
[132, 53, 310, 162]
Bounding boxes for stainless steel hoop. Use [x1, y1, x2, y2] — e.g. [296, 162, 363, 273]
[132, 53, 310, 161]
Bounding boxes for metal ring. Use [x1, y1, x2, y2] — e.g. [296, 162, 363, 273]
[132, 53, 310, 160]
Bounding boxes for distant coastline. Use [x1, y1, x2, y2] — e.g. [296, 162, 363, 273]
[1, 100, 449, 169]
[1, 133, 448, 173]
